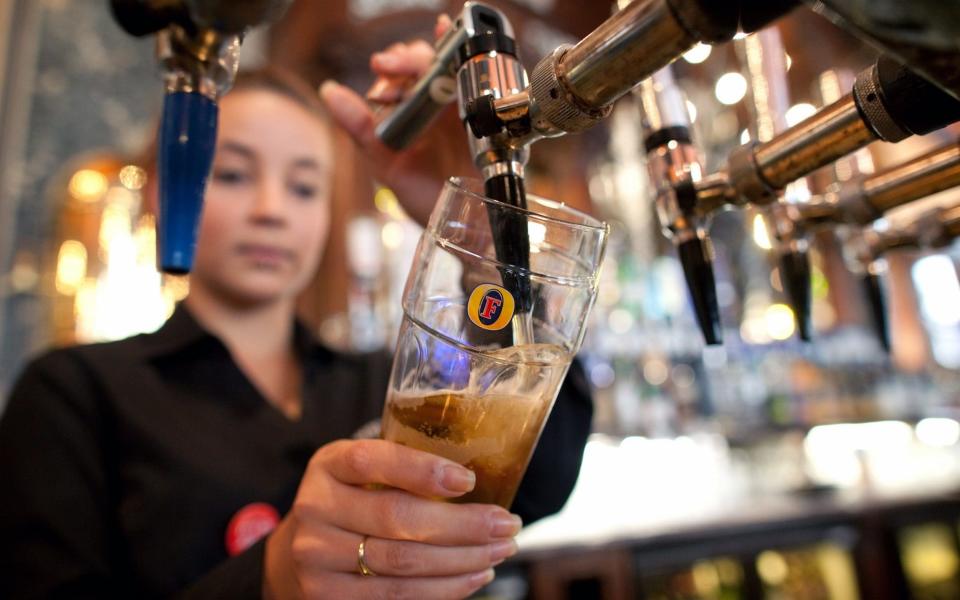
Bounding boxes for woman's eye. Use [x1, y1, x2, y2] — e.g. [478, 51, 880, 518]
[290, 182, 319, 200]
[212, 169, 250, 185]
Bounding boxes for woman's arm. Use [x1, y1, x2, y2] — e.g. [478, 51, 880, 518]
[0, 351, 122, 598]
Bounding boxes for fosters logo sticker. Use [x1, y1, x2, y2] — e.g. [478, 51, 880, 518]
[467, 284, 515, 331]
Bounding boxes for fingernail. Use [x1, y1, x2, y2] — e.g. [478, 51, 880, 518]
[469, 568, 495, 587]
[373, 52, 399, 70]
[441, 464, 475, 493]
[489, 539, 518, 563]
[490, 513, 522, 538]
[366, 78, 392, 101]
[318, 80, 339, 99]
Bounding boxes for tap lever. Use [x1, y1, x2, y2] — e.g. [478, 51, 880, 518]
[374, 15, 468, 150]
[157, 91, 218, 274]
[860, 269, 890, 352]
[676, 236, 723, 345]
[777, 249, 812, 341]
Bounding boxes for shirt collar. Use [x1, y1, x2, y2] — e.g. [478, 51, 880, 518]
[140, 302, 330, 363]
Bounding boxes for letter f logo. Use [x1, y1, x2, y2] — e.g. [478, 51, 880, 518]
[467, 284, 516, 330]
[479, 295, 503, 320]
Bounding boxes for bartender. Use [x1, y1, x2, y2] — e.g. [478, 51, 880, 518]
[0, 25, 592, 600]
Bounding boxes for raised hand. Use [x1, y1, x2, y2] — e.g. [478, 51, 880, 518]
[320, 14, 475, 226]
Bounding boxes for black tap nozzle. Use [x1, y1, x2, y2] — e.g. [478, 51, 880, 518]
[484, 174, 533, 315]
[778, 249, 812, 341]
[861, 271, 890, 352]
[676, 236, 722, 345]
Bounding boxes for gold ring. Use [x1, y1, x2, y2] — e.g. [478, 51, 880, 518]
[358, 535, 377, 577]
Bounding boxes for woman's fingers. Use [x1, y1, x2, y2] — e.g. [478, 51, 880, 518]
[359, 535, 517, 577]
[370, 39, 436, 79]
[316, 439, 474, 498]
[299, 482, 522, 546]
[302, 570, 496, 600]
[293, 525, 518, 577]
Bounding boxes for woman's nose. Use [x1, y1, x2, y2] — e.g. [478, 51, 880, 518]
[250, 179, 287, 224]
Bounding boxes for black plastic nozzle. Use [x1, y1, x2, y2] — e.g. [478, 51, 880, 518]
[778, 250, 812, 341]
[676, 237, 722, 345]
[861, 271, 890, 352]
[484, 174, 533, 315]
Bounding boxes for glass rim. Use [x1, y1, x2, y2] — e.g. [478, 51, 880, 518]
[445, 176, 608, 234]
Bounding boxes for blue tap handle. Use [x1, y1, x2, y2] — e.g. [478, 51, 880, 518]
[157, 91, 218, 273]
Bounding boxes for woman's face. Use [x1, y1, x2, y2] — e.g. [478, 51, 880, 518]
[191, 88, 333, 307]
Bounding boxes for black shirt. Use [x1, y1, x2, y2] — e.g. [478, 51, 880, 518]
[0, 306, 592, 598]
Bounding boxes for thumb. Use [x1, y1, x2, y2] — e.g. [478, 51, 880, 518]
[319, 80, 378, 151]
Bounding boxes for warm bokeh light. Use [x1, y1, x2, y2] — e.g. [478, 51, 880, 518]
[752, 213, 772, 249]
[380, 221, 405, 250]
[682, 43, 712, 64]
[785, 102, 817, 127]
[374, 186, 406, 220]
[118, 165, 147, 190]
[715, 72, 747, 105]
[55, 240, 88, 294]
[642, 357, 669, 386]
[916, 418, 960, 447]
[757, 550, 789, 585]
[99, 202, 131, 257]
[68, 169, 109, 202]
[764, 303, 796, 341]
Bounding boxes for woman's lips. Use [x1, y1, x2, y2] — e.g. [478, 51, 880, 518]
[235, 243, 295, 267]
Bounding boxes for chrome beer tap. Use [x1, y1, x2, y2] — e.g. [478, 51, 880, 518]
[786, 141, 960, 348]
[848, 200, 960, 350]
[110, 0, 293, 273]
[637, 66, 724, 344]
[376, 2, 536, 343]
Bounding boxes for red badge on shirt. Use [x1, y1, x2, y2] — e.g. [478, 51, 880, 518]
[225, 502, 280, 556]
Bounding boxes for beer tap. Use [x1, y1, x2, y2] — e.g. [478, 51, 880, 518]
[781, 140, 960, 347]
[110, 0, 293, 273]
[779, 141, 960, 234]
[761, 128, 960, 342]
[637, 67, 724, 344]
[849, 201, 960, 349]
[671, 55, 960, 343]
[739, 28, 816, 341]
[376, 2, 536, 343]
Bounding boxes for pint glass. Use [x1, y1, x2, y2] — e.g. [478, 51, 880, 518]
[381, 177, 607, 508]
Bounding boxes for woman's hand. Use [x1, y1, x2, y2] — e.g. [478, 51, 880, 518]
[264, 439, 520, 600]
[319, 15, 475, 226]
